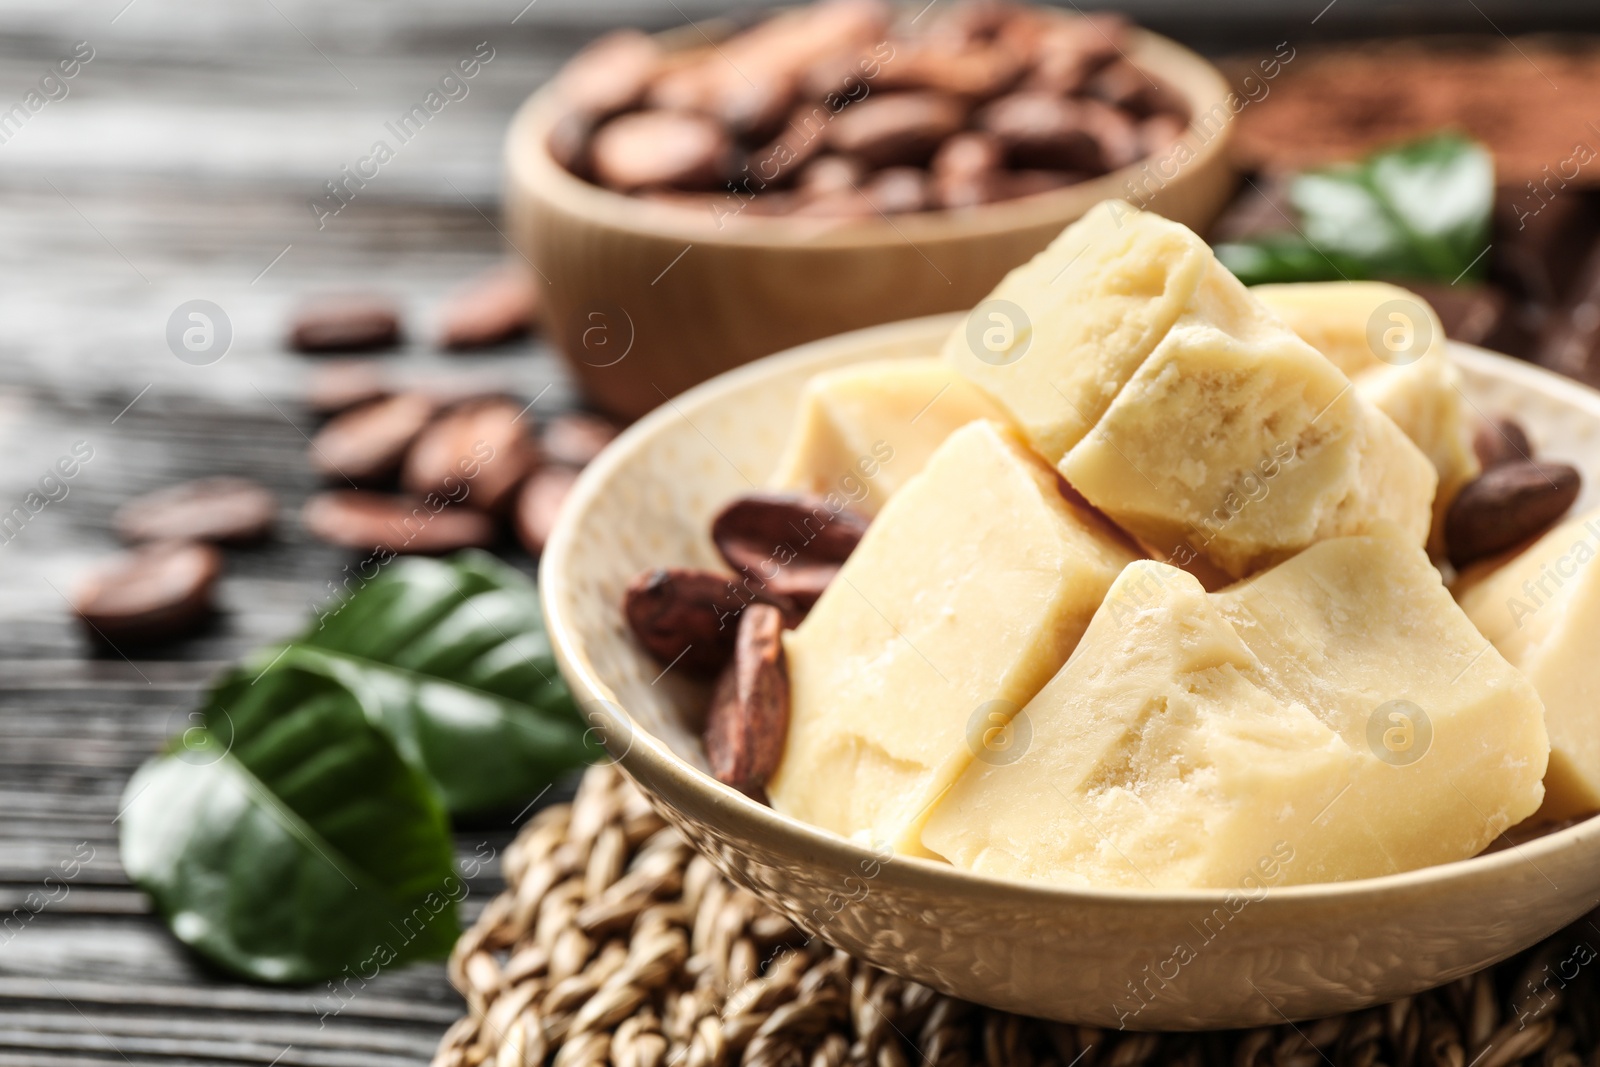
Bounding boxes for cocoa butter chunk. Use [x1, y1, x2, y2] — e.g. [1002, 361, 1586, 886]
[289, 296, 402, 353]
[1445, 460, 1580, 568]
[401, 398, 537, 513]
[555, 29, 661, 117]
[302, 491, 497, 556]
[309, 393, 438, 484]
[73, 541, 222, 643]
[438, 264, 540, 350]
[825, 92, 967, 169]
[513, 466, 579, 556]
[115, 478, 278, 545]
[590, 110, 731, 192]
[1472, 416, 1533, 470]
[711, 492, 869, 608]
[704, 603, 790, 796]
[622, 567, 775, 677]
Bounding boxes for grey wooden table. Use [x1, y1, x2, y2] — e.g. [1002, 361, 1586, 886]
[3, 1, 1598, 1064]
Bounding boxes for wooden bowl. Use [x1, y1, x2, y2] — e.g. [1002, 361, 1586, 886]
[504, 27, 1237, 420]
[540, 312, 1600, 1030]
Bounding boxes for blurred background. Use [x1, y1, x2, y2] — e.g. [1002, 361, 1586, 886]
[4, 1, 1600, 1063]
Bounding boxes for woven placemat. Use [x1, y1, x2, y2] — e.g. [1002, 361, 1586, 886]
[434, 763, 1598, 1067]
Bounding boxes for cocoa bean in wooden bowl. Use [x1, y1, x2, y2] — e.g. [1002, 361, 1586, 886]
[536, 312, 1600, 1030]
[504, 1, 1236, 419]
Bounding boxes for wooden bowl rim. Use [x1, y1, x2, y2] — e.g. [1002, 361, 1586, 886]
[541, 309, 1600, 909]
[505, 24, 1236, 251]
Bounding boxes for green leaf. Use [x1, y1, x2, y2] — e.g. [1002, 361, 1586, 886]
[121, 550, 597, 985]
[120, 669, 460, 985]
[292, 550, 595, 814]
[1217, 133, 1494, 287]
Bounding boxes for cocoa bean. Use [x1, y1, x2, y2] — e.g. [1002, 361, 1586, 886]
[1446, 460, 1580, 568]
[401, 398, 537, 513]
[73, 541, 222, 643]
[622, 567, 794, 677]
[711, 492, 869, 607]
[310, 393, 438, 484]
[703, 602, 789, 796]
[290, 296, 402, 353]
[302, 491, 497, 555]
[826, 93, 967, 169]
[1472, 417, 1533, 470]
[115, 478, 277, 546]
[590, 110, 732, 192]
[513, 466, 579, 556]
[438, 264, 540, 350]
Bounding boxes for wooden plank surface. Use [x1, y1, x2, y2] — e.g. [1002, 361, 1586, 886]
[3, 2, 1599, 1064]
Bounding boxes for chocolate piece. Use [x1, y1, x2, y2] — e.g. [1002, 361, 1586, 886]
[302, 491, 497, 555]
[289, 296, 402, 353]
[115, 478, 277, 546]
[73, 541, 222, 643]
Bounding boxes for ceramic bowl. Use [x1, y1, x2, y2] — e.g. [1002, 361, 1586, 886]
[539, 313, 1600, 1030]
[504, 25, 1236, 420]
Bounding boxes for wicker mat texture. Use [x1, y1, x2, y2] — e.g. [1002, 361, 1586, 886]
[434, 764, 1599, 1067]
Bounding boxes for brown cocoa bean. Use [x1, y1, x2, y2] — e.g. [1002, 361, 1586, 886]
[290, 296, 402, 353]
[438, 264, 540, 350]
[73, 541, 221, 643]
[623, 568, 766, 677]
[590, 110, 732, 192]
[1017, 11, 1128, 94]
[513, 466, 579, 556]
[302, 491, 497, 555]
[310, 392, 438, 483]
[1472, 417, 1533, 470]
[826, 92, 967, 169]
[402, 398, 537, 513]
[977, 92, 1104, 172]
[115, 478, 277, 546]
[1446, 460, 1580, 568]
[556, 29, 661, 117]
[703, 602, 789, 796]
[711, 492, 869, 608]
[859, 166, 930, 214]
[305, 360, 391, 415]
[541, 413, 619, 469]
[872, 42, 1025, 100]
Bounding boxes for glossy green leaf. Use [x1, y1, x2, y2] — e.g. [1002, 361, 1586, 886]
[121, 551, 596, 985]
[1217, 133, 1494, 287]
[119, 669, 460, 984]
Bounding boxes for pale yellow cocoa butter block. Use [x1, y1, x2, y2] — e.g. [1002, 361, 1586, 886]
[940, 199, 1232, 463]
[769, 358, 1011, 516]
[1060, 304, 1437, 578]
[766, 419, 1141, 855]
[1456, 508, 1600, 820]
[1253, 281, 1480, 546]
[921, 536, 1547, 888]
